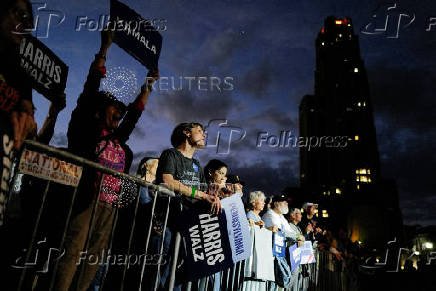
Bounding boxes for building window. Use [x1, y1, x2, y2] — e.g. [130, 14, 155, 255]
[355, 135, 359, 141]
[354, 68, 359, 73]
[336, 188, 341, 195]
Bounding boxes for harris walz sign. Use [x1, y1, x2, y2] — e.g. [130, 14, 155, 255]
[179, 208, 233, 281]
[178, 195, 251, 281]
[19, 35, 68, 101]
[110, 0, 162, 70]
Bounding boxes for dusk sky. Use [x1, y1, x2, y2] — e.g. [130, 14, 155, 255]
[29, 0, 436, 226]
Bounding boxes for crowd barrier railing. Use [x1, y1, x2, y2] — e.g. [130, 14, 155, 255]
[5, 140, 356, 291]
[6, 140, 177, 291]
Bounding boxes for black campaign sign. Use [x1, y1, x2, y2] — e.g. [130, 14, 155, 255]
[19, 35, 68, 101]
[110, 0, 162, 70]
[179, 208, 233, 281]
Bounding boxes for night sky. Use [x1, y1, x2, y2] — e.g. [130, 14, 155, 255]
[30, 0, 436, 226]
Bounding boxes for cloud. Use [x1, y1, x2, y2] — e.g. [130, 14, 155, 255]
[50, 133, 68, 148]
[149, 88, 236, 125]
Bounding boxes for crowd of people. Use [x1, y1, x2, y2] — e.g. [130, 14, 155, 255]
[0, 1, 362, 290]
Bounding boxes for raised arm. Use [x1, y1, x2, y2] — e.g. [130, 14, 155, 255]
[116, 68, 159, 143]
[37, 93, 66, 144]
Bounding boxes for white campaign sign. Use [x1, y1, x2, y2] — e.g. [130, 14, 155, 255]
[19, 149, 83, 187]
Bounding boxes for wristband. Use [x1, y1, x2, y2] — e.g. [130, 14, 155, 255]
[191, 187, 197, 198]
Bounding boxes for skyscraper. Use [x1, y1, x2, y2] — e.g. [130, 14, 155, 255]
[299, 16, 402, 247]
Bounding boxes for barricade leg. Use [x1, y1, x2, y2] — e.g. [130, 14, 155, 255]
[48, 186, 79, 291]
[17, 180, 51, 290]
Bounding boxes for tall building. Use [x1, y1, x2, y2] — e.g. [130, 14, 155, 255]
[299, 16, 402, 247]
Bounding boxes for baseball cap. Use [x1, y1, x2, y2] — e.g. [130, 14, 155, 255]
[227, 175, 246, 186]
[302, 202, 318, 209]
[272, 194, 288, 203]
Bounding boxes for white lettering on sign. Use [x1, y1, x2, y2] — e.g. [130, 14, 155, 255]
[188, 214, 226, 266]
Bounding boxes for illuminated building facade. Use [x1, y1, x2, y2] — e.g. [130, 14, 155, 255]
[299, 16, 402, 247]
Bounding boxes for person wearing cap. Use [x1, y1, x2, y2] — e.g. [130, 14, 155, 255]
[262, 194, 296, 240]
[54, 30, 158, 291]
[300, 202, 321, 241]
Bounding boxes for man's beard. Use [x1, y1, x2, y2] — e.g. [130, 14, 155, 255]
[278, 205, 289, 215]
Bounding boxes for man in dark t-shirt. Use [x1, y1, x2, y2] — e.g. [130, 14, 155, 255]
[155, 122, 221, 290]
[156, 122, 221, 214]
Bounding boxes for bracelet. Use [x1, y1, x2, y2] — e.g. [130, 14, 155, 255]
[191, 187, 197, 198]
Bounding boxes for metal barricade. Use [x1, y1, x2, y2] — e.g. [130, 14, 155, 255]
[4, 140, 178, 291]
[4, 140, 360, 291]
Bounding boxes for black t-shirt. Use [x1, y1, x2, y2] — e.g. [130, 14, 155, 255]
[156, 148, 207, 208]
[0, 48, 32, 126]
[156, 148, 206, 189]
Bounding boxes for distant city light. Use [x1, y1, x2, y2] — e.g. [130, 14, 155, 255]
[414, 251, 420, 255]
[355, 135, 359, 141]
[335, 20, 343, 25]
[354, 68, 359, 73]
